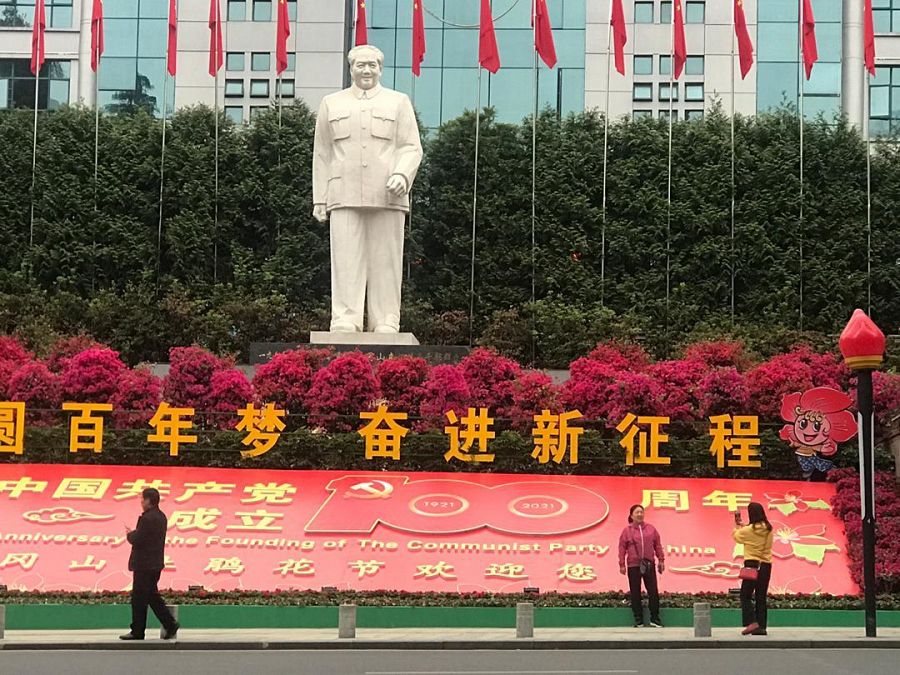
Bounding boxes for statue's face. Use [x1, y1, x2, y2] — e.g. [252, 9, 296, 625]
[350, 52, 382, 90]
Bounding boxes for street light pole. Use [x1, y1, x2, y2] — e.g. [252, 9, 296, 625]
[839, 308, 886, 638]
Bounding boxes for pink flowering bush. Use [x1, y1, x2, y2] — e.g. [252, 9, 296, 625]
[7, 362, 62, 425]
[418, 365, 471, 431]
[0, 335, 33, 394]
[697, 367, 752, 418]
[253, 348, 331, 413]
[459, 348, 521, 411]
[45, 335, 104, 373]
[603, 371, 667, 424]
[59, 348, 127, 403]
[683, 340, 752, 371]
[377, 356, 430, 418]
[163, 346, 232, 409]
[205, 369, 254, 429]
[306, 352, 380, 431]
[587, 341, 650, 371]
[111, 367, 163, 428]
[645, 359, 708, 421]
[500, 370, 560, 432]
[873, 371, 900, 430]
[560, 358, 620, 420]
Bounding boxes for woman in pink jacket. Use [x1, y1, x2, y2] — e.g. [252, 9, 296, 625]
[618, 504, 665, 627]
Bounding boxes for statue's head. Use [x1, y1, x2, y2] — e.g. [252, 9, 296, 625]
[348, 45, 384, 91]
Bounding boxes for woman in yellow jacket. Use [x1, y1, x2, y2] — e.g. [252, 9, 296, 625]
[732, 501, 774, 635]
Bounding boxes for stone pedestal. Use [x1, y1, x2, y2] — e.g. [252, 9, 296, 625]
[310, 331, 420, 346]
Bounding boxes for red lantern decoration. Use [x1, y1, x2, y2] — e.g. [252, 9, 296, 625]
[838, 309, 885, 370]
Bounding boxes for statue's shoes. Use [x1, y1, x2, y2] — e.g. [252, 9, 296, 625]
[373, 325, 399, 334]
[330, 322, 359, 332]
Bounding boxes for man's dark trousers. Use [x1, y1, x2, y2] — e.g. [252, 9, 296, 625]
[131, 568, 176, 637]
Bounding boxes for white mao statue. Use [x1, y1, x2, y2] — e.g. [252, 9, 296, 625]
[312, 44, 423, 334]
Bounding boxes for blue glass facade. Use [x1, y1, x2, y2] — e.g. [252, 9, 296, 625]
[0, 0, 72, 28]
[868, 66, 900, 137]
[756, 0, 842, 119]
[368, 0, 586, 130]
[0, 59, 70, 109]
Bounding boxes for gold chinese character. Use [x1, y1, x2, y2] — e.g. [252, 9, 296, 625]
[532, 409, 584, 464]
[174, 481, 236, 503]
[709, 414, 762, 469]
[0, 402, 25, 455]
[275, 558, 315, 576]
[0, 552, 38, 570]
[414, 561, 457, 580]
[53, 478, 111, 500]
[702, 489, 752, 512]
[557, 563, 596, 582]
[0, 476, 47, 499]
[616, 413, 671, 466]
[444, 408, 495, 463]
[147, 402, 197, 457]
[204, 557, 245, 575]
[62, 402, 113, 454]
[241, 482, 297, 504]
[226, 509, 284, 532]
[114, 479, 172, 500]
[358, 404, 409, 461]
[348, 559, 385, 579]
[69, 555, 107, 572]
[642, 489, 689, 512]
[236, 403, 287, 458]
[169, 507, 222, 532]
[484, 563, 528, 579]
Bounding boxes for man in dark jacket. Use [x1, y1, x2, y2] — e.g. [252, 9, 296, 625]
[120, 487, 180, 640]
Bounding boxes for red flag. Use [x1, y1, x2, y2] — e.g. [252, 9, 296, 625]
[733, 0, 754, 79]
[412, 0, 426, 76]
[610, 0, 627, 76]
[673, 0, 686, 79]
[479, 0, 500, 73]
[532, 0, 556, 69]
[208, 0, 223, 77]
[801, 0, 817, 80]
[90, 0, 104, 72]
[276, 0, 291, 74]
[30, 0, 45, 76]
[167, 0, 177, 76]
[355, 0, 367, 46]
[864, 0, 876, 77]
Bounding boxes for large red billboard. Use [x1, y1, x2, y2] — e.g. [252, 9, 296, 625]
[0, 464, 856, 595]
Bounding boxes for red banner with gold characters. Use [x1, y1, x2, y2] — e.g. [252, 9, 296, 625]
[0, 464, 855, 595]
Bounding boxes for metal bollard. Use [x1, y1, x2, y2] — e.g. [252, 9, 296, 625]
[160, 605, 179, 639]
[516, 602, 534, 638]
[693, 602, 711, 638]
[0, 604, 5, 639]
[338, 603, 357, 639]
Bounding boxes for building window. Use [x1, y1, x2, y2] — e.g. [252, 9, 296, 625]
[0, 59, 70, 110]
[633, 84, 653, 101]
[287, 0, 297, 21]
[252, 0, 271, 21]
[633, 110, 653, 120]
[634, 1, 654, 23]
[868, 65, 900, 136]
[872, 0, 900, 33]
[227, 0, 246, 21]
[660, 55, 671, 76]
[250, 106, 268, 121]
[659, 110, 678, 121]
[226, 52, 245, 71]
[685, 56, 704, 76]
[250, 79, 270, 97]
[685, 1, 705, 24]
[659, 82, 679, 101]
[285, 54, 295, 72]
[224, 79, 244, 97]
[0, 0, 72, 28]
[225, 105, 244, 124]
[634, 55, 654, 75]
[251, 53, 271, 71]
[660, 1, 672, 24]
[685, 109, 704, 121]
[276, 78, 294, 97]
[685, 83, 704, 101]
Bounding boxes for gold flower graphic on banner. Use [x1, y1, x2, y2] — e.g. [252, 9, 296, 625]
[22, 507, 115, 525]
[734, 522, 840, 566]
[764, 490, 831, 516]
[769, 576, 823, 595]
[670, 560, 742, 578]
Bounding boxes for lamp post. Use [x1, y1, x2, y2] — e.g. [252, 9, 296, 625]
[839, 308, 886, 638]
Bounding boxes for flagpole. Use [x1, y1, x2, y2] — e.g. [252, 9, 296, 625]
[865, 71, 872, 314]
[665, 7, 675, 352]
[92, 58, 99, 292]
[530, 48, 538, 365]
[730, 1, 737, 327]
[214, 67, 219, 283]
[29, 58, 40, 250]
[798, 0, 805, 331]
[600, 13, 612, 309]
[469, 67, 483, 347]
[157, 71, 169, 286]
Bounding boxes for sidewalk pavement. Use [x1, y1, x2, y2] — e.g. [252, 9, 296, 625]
[3, 627, 900, 650]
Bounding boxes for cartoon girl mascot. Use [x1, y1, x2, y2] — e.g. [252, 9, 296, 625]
[779, 387, 857, 479]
